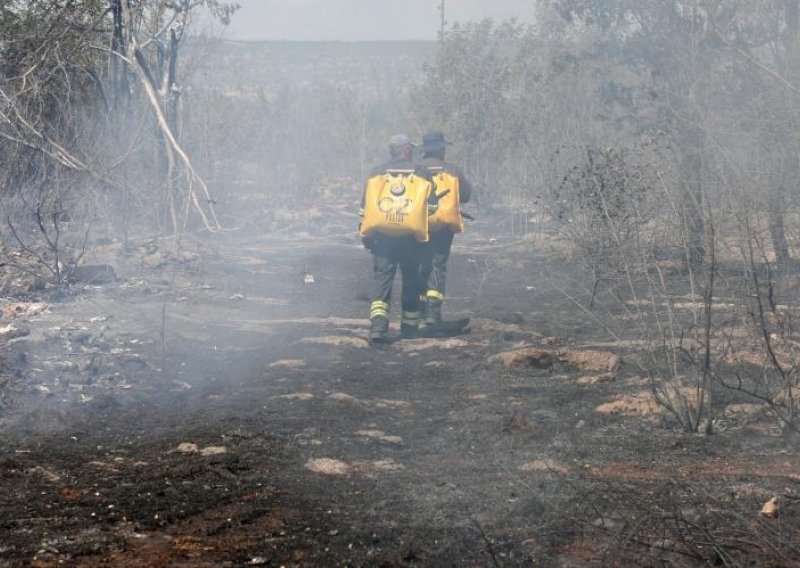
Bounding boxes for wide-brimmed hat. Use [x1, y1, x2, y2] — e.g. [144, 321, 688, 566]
[388, 134, 416, 148]
[421, 130, 451, 154]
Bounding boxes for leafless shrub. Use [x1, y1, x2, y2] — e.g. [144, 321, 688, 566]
[1, 173, 95, 294]
[0, 0, 237, 268]
[567, 477, 800, 566]
[554, 145, 665, 305]
[549, 141, 715, 431]
[713, 212, 800, 431]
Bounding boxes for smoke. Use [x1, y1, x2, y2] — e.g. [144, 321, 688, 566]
[226, 0, 535, 41]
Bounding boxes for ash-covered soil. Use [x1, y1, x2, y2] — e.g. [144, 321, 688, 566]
[1, 216, 799, 566]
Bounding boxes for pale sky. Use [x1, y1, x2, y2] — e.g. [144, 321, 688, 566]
[224, 0, 535, 41]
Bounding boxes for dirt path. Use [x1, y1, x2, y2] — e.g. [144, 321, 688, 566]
[1, 225, 799, 566]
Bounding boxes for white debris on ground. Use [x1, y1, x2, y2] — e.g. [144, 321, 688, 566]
[760, 497, 780, 518]
[305, 458, 351, 476]
[327, 392, 411, 410]
[300, 336, 369, 348]
[265, 359, 307, 369]
[355, 430, 403, 445]
[490, 346, 621, 374]
[518, 459, 570, 475]
[270, 392, 314, 401]
[304, 457, 404, 477]
[174, 443, 228, 456]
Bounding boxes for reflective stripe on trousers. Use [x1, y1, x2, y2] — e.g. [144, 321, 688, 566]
[370, 300, 389, 319]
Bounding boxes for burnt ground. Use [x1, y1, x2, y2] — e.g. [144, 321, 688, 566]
[1, 212, 800, 567]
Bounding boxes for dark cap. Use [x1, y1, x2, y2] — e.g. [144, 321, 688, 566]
[388, 134, 416, 148]
[421, 130, 450, 154]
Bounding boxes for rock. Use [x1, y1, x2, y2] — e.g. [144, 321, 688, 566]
[355, 430, 403, 445]
[560, 350, 621, 373]
[176, 442, 199, 454]
[399, 338, 469, 351]
[518, 459, 570, 475]
[354, 458, 403, 474]
[175, 443, 226, 456]
[265, 359, 306, 369]
[305, 458, 350, 475]
[328, 392, 358, 403]
[271, 392, 314, 401]
[300, 336, 369, 348]
[372, 398, 411, 409]
[577, 373, 616, 385]
[490, 346, 620, 373]
[490, 347, 557, 368]
[760, 497, 780, 518]
[595, 393, 661, 418]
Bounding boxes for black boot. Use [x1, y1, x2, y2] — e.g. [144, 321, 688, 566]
[419, 294, 428, 320]
[425, 317, 471, 337]
[425, 297, 443, 326]
[401, 323, 421, 339]
[369, 316, 389, 344]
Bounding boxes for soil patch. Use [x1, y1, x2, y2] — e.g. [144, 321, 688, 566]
[1, 222, 798, 565]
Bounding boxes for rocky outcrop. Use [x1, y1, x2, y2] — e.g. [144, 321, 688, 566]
[490, 346, 621, 373]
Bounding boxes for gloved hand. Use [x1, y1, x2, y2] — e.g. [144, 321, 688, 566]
[427, 203, 439, 215]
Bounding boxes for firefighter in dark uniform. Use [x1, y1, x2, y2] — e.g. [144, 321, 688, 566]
[361, 134, 429, 344]
[418, 130, 473, 325]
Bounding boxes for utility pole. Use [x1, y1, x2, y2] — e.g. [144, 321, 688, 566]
[438, 0, 446, 43]
[438, 0, 446, 74]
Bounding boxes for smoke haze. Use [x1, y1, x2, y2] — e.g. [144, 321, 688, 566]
[226, 0, 535, 41]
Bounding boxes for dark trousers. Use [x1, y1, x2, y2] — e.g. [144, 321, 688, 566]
[420, 229, 455, 298]
[370, 235, 423, 317]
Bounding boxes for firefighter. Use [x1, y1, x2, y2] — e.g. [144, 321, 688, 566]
[360, 134, 431, 344]
[418, 130, 473, 325]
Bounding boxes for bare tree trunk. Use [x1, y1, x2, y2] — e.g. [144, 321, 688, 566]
[769, 0, 799, 269]
[769, 185, 791, 266]
[166, 26, 181, 136]
[680, 124, 705, 267]
[110, 0, 129, 108]
[118, 0, 219, 240]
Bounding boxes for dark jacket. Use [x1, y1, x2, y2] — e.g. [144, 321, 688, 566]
[369, 156, 418, 178]
[417, 156, 472, 204]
